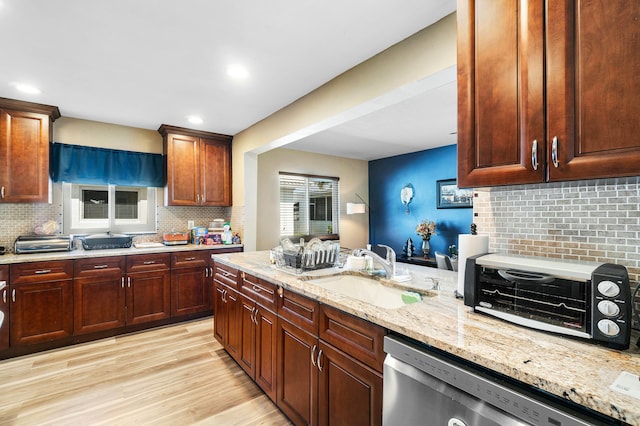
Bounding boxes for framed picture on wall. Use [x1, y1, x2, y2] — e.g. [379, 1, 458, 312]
[436, 179, 473, 209]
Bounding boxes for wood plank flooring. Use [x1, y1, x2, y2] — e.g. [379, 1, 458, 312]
[0, 318, 292, 426]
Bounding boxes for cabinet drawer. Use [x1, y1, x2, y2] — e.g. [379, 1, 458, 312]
[10, 260, 73, 284]
[74, 256, 125, 278]
[171, 251, 209, 268]
[127, 253, 170, 273]
[240, 272, 277, 311]
[320, 304, 387, 373]
[278, 288, 319, 335]
[213, 262, 239, 289]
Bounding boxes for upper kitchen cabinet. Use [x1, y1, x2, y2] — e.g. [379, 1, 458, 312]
[457, 1, 640, 187]
[159, 124, 232, 206]
[0, 97, 60, 202]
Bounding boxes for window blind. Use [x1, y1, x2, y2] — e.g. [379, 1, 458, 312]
[279, 173, 340, 239]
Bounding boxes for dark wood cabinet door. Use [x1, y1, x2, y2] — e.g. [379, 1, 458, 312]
[127, 270, 171, 325]
[171, 266, 210, 317]
[10, 280, 73, 346]
[0, 109, 51, 202]
[225, 286, 242, 361]
[255, 304, 278, 402]
[238, 293, 257, 378]
[164, 132, 200, 206]
[457, 0, 545, 187]
[277, 317, 319, 426]
[546, 1, 640, 181]
[74, 275, 126, 335]
[213, 281, 228, 344]
[317, 342, 382, 426]
[201, 137, 231, 206]
[0, 265, 9, 351]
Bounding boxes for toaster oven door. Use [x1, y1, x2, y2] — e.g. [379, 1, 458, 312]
[475, 267, 590, 334]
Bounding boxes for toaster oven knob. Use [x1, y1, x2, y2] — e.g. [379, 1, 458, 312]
[597, 319, 620, 337]
[597, 300, 620, 317]
[597, 280, 620, 298]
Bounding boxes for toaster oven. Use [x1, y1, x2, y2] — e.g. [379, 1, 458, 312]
[464, 253, 631, 349]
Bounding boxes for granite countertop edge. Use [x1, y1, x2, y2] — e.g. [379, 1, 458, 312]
[0, 244, 244, 264]
[212, 251, 640, 425]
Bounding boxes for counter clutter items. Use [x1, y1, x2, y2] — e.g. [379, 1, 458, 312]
[212, 250, 640, 425]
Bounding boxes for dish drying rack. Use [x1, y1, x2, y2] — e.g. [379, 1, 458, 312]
[272, 238, 340, 273]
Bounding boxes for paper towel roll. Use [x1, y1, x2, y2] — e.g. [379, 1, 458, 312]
[457, 234, 489, 297]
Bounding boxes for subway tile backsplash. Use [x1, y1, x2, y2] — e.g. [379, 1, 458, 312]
[472, 177, 640, 329]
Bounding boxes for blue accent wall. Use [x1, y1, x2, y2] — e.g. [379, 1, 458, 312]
[368, 144, 472, 257]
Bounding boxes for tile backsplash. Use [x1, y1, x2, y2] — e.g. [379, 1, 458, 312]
[0, 185, 241, 251]
[472, 176, 640, 329]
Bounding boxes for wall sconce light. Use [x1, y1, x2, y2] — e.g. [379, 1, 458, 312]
[346, 202, 366, 214]
[346, 193, 368, 215]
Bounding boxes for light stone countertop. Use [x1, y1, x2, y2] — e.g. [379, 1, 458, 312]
[0, 243, 244, 265]
[213, 250, 640, 425]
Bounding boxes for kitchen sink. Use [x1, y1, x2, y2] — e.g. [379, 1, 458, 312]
[307, 274, 421, 309]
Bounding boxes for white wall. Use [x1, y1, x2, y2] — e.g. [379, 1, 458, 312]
[257, 148, 368, 251]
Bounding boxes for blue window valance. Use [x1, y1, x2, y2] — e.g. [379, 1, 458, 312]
[50, 142, 164, 187]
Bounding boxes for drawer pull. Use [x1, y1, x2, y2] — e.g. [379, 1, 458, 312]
[252, 285, 261, 293]
[35, 269, 52, 275]
[185, 257, 196, 261]
[143, 261, 156, 265]
[93, 264, 109, 269]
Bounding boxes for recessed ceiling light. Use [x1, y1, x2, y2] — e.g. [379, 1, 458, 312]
[188, 116, 203, 125]
[12, 83, 41, 94]
[227, 64, 249, 80]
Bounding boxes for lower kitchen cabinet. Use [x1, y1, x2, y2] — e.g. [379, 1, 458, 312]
[277, 316, 319, 426]
[126, 253, 171, 325]
[9, 260, 74, 346]
[0, 265, 9, 351]
[317, 341, 382, 426]
[238, 292, 278, 401]
[213, 281, 242, 361]
[73, 257, 126, 334]
[171, 251, 211, 317]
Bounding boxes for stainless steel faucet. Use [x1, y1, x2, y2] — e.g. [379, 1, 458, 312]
[352, 244, 396, 278]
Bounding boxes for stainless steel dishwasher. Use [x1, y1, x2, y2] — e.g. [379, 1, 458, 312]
[383, 335, 613, 426]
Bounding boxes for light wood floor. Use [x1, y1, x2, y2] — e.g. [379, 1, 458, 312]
[0, 318, 292, 426]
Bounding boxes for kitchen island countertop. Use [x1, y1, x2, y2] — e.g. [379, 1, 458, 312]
[213, 250, 640, 425]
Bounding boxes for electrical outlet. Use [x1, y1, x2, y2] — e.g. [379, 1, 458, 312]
[187, 220, 194, 229]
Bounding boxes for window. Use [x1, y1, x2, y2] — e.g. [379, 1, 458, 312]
[279, 173, 339, 240]
[63, 183, 157, 234]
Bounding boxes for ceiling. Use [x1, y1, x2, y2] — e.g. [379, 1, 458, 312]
[0, 0, 456, 161]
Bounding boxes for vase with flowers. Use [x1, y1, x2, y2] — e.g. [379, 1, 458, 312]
[416, 220, 436, 258]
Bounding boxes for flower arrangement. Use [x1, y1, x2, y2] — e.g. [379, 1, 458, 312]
[416, 220, 436, 240]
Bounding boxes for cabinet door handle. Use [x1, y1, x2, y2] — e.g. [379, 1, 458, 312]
[205, 267, 209, 278]
[93, 264, 109, 269]
[1, 186, 4, 199]
[531, 139, 538, 170]
[311, 345, 317, 367]
[121, 277, 125, 288]
[2, 289, 6, 304]
[196, 194, 200, 204]
[35, 269, 52, 275]
[317, 349, 324, 372]
[222, 289, 227, 303]
[551, 136, 559, 168]
[127, 277, 131, 288]
[12, 289, 16, 303]
[143, 261, 155, 265]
